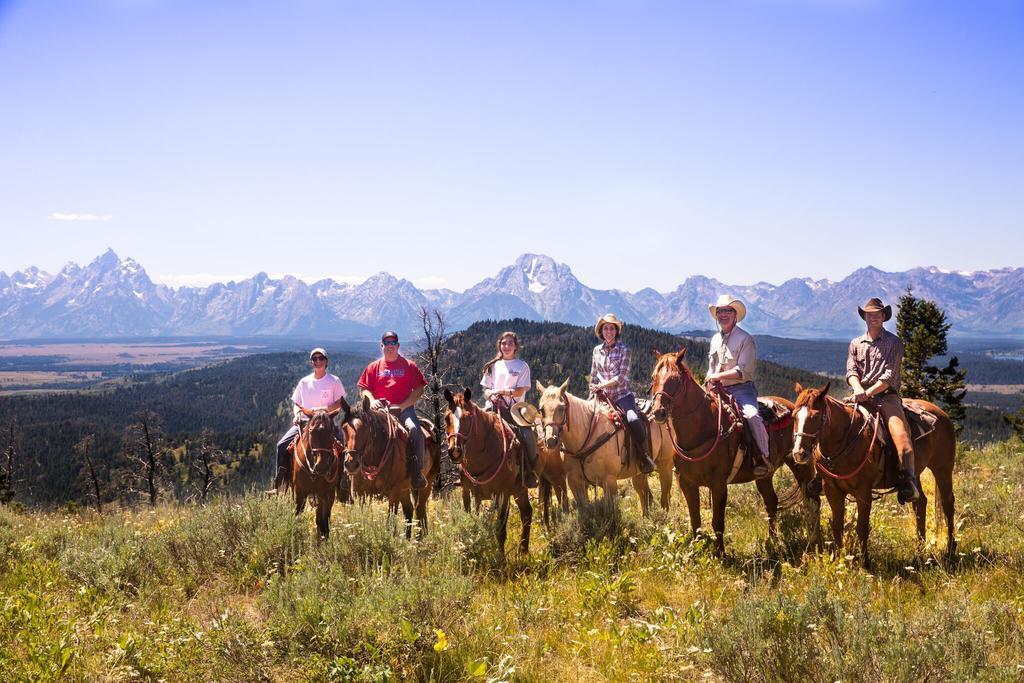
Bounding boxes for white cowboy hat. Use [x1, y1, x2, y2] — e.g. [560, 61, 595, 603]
[708, 295, 747, 322]
[594, 313, 624, 339]
[509, 401, 540, 427]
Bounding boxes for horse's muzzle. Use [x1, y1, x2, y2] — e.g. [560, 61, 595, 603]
[343, 451, 361, 473]
[791, 446, 810, 466]
[652, 408, 668, 423]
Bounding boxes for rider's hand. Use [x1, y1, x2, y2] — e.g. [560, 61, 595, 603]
[371, 398, 387, 410]
[851, 387, 868, 403]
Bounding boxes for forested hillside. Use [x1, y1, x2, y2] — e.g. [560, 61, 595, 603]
[0, 352, 370, 506]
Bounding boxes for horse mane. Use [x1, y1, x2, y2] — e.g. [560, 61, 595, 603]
[651, 351, 695, 383]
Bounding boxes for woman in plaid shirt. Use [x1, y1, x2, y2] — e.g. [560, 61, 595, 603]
[590, 313, 656, 474]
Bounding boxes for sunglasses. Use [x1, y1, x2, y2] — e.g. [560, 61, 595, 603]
[311, 356, 327, 362]
[382, 340, 398, 347]
[716, 308, 736, 315]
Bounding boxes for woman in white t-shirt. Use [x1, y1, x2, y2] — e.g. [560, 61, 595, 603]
[480, 331, 537, 487]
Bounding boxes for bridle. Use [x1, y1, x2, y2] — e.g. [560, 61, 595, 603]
[793, 396, 880, 480]
[296, 411, 341, 484]
[447, 401, 515, 486]
[653, 370, 740, 462]
[345, 407, 399, 481]
[446, 404, 475, 462]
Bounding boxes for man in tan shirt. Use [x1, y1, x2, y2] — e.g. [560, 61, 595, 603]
[707, 295, 770, 478]
[846, 297, 921, 503]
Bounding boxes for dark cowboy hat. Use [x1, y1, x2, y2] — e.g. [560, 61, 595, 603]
[858, 297, 892, 321]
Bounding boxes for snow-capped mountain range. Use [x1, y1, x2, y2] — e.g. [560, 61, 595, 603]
[1, 249, 1022, 339]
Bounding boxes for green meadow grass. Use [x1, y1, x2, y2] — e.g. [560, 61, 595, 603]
[2, 441, 1023, 681]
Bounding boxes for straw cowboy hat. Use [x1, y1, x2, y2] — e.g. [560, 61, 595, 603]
[594, 313, 624, 339]
[708, 295, 747, 322]
[858, 297, 892, 321]
[509, 401, 540, 428]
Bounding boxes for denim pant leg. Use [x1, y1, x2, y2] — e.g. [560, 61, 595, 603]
[276, 424, 301, 476]
[724, 383, 769, 457]
[399, 406, 425, 464]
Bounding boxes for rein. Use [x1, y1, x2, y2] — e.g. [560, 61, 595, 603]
[660, 377, 740, 463]
[802, 397, 880, 481]
[294, 418, 341, 486]
[557, 394, 619, 461]
[458, 407, 515, 487]
[357, 408, 400, 481]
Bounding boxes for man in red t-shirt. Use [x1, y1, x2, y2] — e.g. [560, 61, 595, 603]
[358, 331, 428, 488]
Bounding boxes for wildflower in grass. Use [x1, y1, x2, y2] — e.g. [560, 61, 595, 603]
[433, 628, 449, 652]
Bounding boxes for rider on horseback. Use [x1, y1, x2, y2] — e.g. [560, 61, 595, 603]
[481, 331, 539, 487]
[357, 331, 429, 489]
[590, 313, 656, 474]
[706, 295, 771, 479]
[269, 347, 347, 492]
[846, 297, 922, 504]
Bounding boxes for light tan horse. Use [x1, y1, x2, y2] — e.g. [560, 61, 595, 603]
[791, 382, 957, 568]
[535, 380, 674, 515]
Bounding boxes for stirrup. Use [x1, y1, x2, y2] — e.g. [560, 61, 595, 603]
[897, 474, 921, 504]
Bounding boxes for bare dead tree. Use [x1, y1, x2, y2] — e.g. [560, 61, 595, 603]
[415, 306, 459, 492]
[122, 410, 167, 507]
[74, 434, 103, 513]
[189, 428, 222, 503]
[0, 420, 16, 505]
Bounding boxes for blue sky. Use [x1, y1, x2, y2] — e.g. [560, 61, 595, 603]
[1, 0, 1021, 291]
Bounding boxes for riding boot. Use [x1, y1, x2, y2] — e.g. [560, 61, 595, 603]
[521, 428, 539, 488]
[896, 449, 921, 504]
[407, 448, 427, 489]
[630, 419, 656, 474]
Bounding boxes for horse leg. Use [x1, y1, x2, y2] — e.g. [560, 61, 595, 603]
[415, 486, 429, 538]
[558, 479, 569, 515]
[856, 495, 872, 570]
[539, 477, 552, 529]
[913, 484, 929, 543]
[400, 494, 415, 540]
[658, 461, 672, 511]
[516, 490, 533, 554]
[631, 473, 652, 517]
[566, 460, 588, 508]
[496, 494, 510, 554]
[710, 481, 728, 556]
[825, 484, 845, 558]
[754, 477, 779, 539]
[294, 490, 308, 517]
[317, 489, 336, 540]
[930, 463, 957, 556]
[462, 482, 472, 513]
[680, 482, 701, 536]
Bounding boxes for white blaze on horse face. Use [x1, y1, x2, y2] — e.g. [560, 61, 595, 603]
[793, 406, 809, 454]
[452, 406, 462, 435]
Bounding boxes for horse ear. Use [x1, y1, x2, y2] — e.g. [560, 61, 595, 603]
[678, 346, 688, 358]
[675, 352, 687, 371]
[337, 396, 351, 422]
[558, 378, 570, 395]
[463, 386, 473, 402]
[652, 347, 662, 357]
[794, 382, 804, 395]
[535, 380, 547, 394]
[361, 395, 371, 412]
[820, 381, 831, 396]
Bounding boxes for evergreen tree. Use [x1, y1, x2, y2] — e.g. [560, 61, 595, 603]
[896, 288, 967, 432]
[1005, 406, 1024, 443]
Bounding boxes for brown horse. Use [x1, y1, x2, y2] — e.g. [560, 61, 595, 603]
[535, 380, 675, 516]
[339, 396, 438, 539]
[791, 382, 957, 568]
[650, 349, 813, 555]
[292, 408, 343, 539]
[445, 387, 533, 554]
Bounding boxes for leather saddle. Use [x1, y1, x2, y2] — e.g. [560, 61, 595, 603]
[601, 397, 651, 467]
[855, 399, 938, 488]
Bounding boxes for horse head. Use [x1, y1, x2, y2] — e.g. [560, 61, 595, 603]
[650, 347, 690, 423]
[535, 379, 570, 449]
[443, 386, 475, 462]
[791, 381, 831, 465]
[338, 395, 373, 473]
[304, 408, 340, 477]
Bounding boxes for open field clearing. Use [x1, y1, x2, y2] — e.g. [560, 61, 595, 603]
[0, 370, 103, 386]
[2, 441, 1023, 681]
[0, 342, 263, 366]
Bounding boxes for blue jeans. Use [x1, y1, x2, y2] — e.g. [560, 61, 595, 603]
[399, 406, 424, 465]
[723, 382, 769, 457]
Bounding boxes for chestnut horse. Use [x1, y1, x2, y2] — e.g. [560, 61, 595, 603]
[791, 382, 957, 568]
[650, 349, 812, 555]
[292, 408, 343, 539]
[339, 396, 438, 539]
[535, 380, 675, 516]
[460, 422, 569, 529]
[445, 387, 533, 554]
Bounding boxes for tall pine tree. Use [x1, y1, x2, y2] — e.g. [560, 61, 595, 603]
[896, 288, 967, 433]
